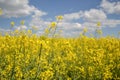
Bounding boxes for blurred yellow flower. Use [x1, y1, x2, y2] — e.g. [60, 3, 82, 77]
[83, 28, 88, 33]
[20, 20, 25, 25]
[50, 22, 57, 28]
[0, 8, 3, 15]
[56, 15, 63, 21]
[45, 28, 49, 34]
[14, 30, 19, 33]
[10, 21, 15, 27]
[27, 30, 32, 34]
[97, 22, 101, 27]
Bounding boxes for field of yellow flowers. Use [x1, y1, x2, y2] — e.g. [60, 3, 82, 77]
[0, 31, 120, 80]
[0, 10, 120, 79]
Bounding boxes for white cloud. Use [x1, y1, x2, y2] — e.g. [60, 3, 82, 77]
[30, 16, 50, 31]
[61, 7, 120, 35]
[82, 22, 96, 28]
[56, 22, 82, 37]
[63, 11, 83, 21]
[0, 0, 46, 18]
[100, 0, 120, 14]
[16, 25, 27, 30]
[83, 9, 107, 21]
[61, 9, 107, 32]
[63, 9, 107, 22]
[58, 22, 82, 30]
[102, 19, 120, 27]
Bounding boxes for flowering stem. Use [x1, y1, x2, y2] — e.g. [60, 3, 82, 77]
[10, 52, 16, 79]
[52, 21, 59, 37]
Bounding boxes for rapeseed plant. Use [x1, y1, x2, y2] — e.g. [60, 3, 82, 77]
[44, 15, 63, 37]
[95, 22, 102, 38]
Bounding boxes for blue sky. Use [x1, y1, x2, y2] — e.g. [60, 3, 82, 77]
[0, 0, 120, 37]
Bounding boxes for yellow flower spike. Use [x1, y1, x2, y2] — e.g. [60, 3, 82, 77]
[10, 21, 15, 27]
[56, 15, 63, 21]
[20, 20, 25, 25]
[83, 27, 88, 33]
[14, 29, 19, 33]
[45, 28, 50, 34]
[0, 8, 3, 15]
[50, 22, 57, 28]
[27, 30, 32, 34]
[97, 22, 101, 27]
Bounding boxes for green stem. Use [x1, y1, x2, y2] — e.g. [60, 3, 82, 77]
[52, 21, 59, 37]
[35, 43, 42, 79]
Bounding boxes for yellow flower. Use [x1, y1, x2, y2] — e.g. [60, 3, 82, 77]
[10, 21, 15, 27]
[20, 20, 25, 25]
[56, 15, 63, 21]
[0, 8, 3, 15]
[14, 30, 19, 33]
[50, 22, 57, 28]
[45, 28, 50, 34]
[97, 22, 101, 27]
[27, 30, 32, 34]
[40, 70, 54, 79]
[83, 28, 88, 33]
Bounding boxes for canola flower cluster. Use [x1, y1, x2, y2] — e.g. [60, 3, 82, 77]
[0, 31, 120, 80]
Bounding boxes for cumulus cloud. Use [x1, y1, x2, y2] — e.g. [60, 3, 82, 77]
[58, 22, 82, 30]
[63, 11, 83, 21]
[83, 9, 107, 21]
[61, 7, 120, 35]
[0, 0, 48, 35]
[100, 0, 120, 14]
[46, 9, 106, 36]
[102, 19, 120, 27]
[63, 9, 107, 22]
[29, 14, 50, 34]
[61, 9, 107, 31]
[60, 22, 82, 37]
[0, 0, 46, 18]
